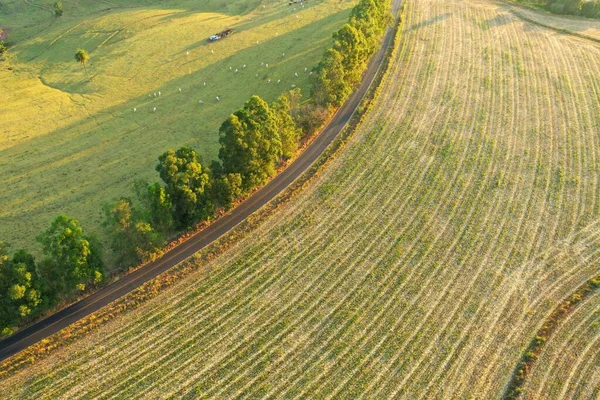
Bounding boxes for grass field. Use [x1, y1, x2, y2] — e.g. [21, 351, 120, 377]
[0, 0, 355, 253]
[1, 0, 600, 398]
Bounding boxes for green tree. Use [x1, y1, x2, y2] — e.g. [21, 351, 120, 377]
[560, 0, 582, 14]
[582, 1, 600, 18]
[134, 180, 174, 238]
[219, 96, 282, 192]
[350, 0, 391, 40]
[546, 0, 582, 14]
[332, 23, 371, 87]
[311, 48, 351, 108]
[104, 198, 163, 268]
[0, 245, 42, 336]
[37, 215, 103, 295]
[75, 49, 90, 80]
[156, 147, 214, 227]
[213, 173, 243, 210]
[54, 1, 63, 17]
[272, 92, 302, 159]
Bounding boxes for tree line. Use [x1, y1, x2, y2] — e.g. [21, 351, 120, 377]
[0, 0, 393, 337]
[519, 0, 600, 19]
[104, 90, 306, 269]
[311, 0, 393, 108]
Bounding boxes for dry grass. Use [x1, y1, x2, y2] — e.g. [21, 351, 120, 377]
[1, 0, 600, 398]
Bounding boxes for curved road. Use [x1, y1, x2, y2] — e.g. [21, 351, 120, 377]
[0, 0, 402, 363]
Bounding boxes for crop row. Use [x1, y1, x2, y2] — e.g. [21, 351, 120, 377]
[1, 0, 600, 398]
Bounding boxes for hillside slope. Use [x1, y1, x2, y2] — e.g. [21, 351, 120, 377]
[2, 0, 600, 398]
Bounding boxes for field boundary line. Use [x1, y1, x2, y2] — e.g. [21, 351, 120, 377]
[502, 270, 600, 399]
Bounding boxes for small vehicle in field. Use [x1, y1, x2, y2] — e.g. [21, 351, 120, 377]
[208, 28, 233, 42]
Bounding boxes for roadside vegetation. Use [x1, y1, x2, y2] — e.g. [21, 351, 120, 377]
[2, 0, 599, 398]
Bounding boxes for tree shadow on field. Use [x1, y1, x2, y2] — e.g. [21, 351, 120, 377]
[407, 12, 450, 31]
[481, 14, 512, 29]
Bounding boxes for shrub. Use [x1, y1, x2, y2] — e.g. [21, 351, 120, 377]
[54, 1, 63, 17]
[562, 0, 582, 14]
[581, 1, 600, 18]
[294, 104, 330, 136]
[0, 42, 6, 56]
[549, 2, 566, 14]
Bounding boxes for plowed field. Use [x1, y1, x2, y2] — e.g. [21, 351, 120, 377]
[2, 0, 600, 398]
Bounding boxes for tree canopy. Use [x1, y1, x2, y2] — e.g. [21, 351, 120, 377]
[219, 96, 282, 191]
[0, 245, 42, 335]
[37, 215, 103, 294]
[104, 198, 163, 267]
[156, 147, 213, 227]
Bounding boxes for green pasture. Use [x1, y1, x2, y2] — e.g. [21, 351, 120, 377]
[0, 0, 355, 255]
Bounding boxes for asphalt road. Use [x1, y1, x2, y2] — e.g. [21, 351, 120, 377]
[0, 0, 403, 363]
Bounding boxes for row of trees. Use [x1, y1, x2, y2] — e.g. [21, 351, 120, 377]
[0, 0, 394, 337]
[103, 91, 304, 269]
[311, 0, 393, 108]
[102, 0, 394, 269]
[0, 216, 103, 335]
[529, 0, 600, 18]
